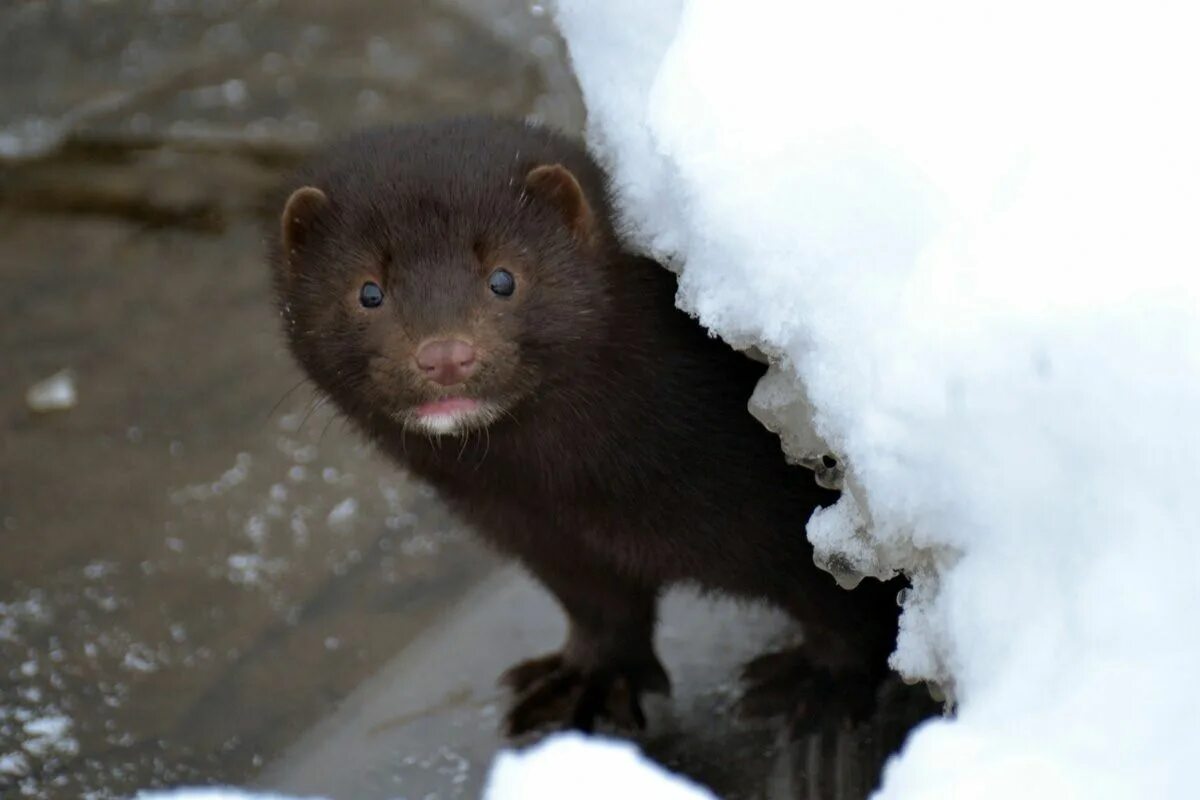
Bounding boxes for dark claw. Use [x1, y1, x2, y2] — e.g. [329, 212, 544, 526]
[570, 674, 608, 732]
[505, 665, 582, 736]
[639, 658, 672, 697]
[608, 676, 648, 730]
[740, 646, 812, 685]
[499, 651, 670, 737]
[499, 653, 564, 693]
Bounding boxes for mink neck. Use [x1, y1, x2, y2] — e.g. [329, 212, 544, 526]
[510, 248, 675, 444]
[540, 247, 665, 398]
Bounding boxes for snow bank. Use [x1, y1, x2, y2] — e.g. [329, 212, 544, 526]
[485, 733, 714, 800]
[554, 0, 1200, 796]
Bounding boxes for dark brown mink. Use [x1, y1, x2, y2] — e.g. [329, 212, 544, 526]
[267, 116, 903, 737]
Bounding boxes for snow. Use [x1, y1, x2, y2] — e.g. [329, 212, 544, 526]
[553, 0, 1200, 797]
[485, 733, 714, 800]
[170, 452, 253, 503]
[325, 497, 358, 529]
[135, 792, 325, 800]
[25, 369, 77, 412]
[225, 552, 286, 586]
[0, 750, 31, 777]
[134, 736, 712, 800]
[19, 713, 78, 759]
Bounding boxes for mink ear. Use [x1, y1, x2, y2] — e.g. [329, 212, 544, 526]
[280, 186, 329, 267]
[525, 164, 595, 243]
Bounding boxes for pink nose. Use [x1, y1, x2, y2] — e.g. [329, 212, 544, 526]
[415, 339, 477, 386]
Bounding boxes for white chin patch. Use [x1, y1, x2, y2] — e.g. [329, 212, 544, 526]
[415, 413, 466, 435]
[408, 405, 496, 436]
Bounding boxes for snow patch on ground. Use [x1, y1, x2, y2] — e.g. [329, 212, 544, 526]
[325, 497, 359, 529]
[555, 0, 1200, 796]
[20, 715, 77, 759]
[485, 734, 714, 800]
[136, 791, 326, 800]
[0, 710, 79, 783]
[25, 369, 77, 413]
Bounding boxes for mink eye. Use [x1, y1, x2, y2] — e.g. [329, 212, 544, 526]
[359, 282, 384, 308]
[488, 268, 515, 297]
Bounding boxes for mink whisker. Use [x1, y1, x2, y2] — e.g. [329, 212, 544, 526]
[266, 377, 311, 423]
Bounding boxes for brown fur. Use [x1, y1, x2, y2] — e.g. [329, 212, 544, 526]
[268, 116, 903, 735]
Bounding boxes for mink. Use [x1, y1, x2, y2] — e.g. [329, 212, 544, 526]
[267, 117, 903, 736]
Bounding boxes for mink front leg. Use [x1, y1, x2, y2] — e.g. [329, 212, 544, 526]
[499, 553, 669, 736]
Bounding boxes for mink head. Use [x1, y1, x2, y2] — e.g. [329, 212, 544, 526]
[269, 118, 618, 437]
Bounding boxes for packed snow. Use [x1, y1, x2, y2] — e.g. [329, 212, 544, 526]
[485, 734, 713, 800]
[554, 0, 1200, 796]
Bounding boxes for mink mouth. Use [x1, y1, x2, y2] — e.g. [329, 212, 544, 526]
[397, 394, 504, 436]
[415, 396, 482, 417]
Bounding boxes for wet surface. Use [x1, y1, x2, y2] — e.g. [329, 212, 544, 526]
[0, 0, 580, 159]
[0, 3, 934, 798]
[261, 574, 790, 800]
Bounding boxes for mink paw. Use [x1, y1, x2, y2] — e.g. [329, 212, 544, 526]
[498, 651, 671, 736]
[736, 646, 881, 737]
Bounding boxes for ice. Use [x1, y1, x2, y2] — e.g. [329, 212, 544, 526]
[25, 369, 77, 412]
[554, 0, 1200, 796]
[485, 733, 713, 800]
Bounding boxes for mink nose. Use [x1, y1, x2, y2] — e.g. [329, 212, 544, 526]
[415, 339, 478, 385]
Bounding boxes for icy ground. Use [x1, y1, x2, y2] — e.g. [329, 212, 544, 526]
[553, 0, 1200, 796]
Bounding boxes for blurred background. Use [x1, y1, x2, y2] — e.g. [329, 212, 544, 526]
[1, 1, 584, 797]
